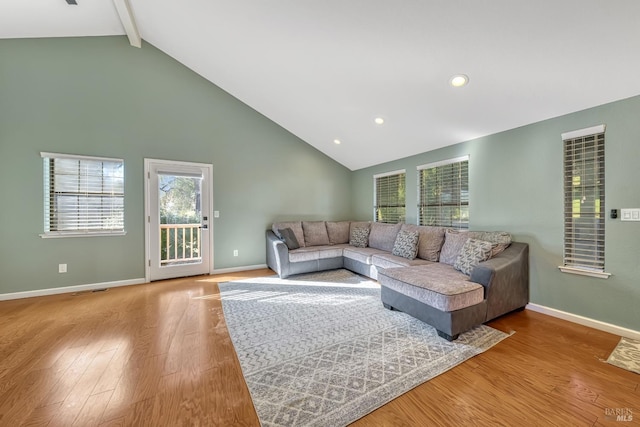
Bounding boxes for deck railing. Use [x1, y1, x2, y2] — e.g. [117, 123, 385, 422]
[160, 224, 201, 265]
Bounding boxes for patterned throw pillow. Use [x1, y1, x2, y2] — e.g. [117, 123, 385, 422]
[392, 230, 420, 259]
[278, 228, 300, 250]
[454, 238, 494, 276]
[349, 227, 370, 248]
[469, 231, 512, 257]
[401, 224, 446, 261]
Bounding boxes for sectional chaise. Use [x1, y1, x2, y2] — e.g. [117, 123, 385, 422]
[266, 220, 529, 340]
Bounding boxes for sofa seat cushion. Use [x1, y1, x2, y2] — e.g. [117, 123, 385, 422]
[377, 264, 484, 312]
[288, 245, 347, 263]
[371, 253, 433, 269]
[343, 247, 388, 264]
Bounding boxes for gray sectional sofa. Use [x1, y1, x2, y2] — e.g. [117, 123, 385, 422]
[266, 220, 529, 340]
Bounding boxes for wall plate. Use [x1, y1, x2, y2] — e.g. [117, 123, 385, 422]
[620, 208, 640, 221]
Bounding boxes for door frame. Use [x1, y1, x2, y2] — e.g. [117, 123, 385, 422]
[144, 158, 214, 282]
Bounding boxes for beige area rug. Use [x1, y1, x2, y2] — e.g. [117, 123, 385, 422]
[219, 269, 511, 427]
[607, 337, 640, 375]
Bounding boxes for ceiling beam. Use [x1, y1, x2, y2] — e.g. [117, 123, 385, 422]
[113, 0, 141, 48]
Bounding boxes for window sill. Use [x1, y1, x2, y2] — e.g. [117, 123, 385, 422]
[40, 231, 127, 239]
[558, 266, 611, 279]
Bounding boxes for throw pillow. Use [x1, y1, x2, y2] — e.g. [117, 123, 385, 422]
[439, 230, 470, 265]
[401, 224, 446, 261]
[272, 221, 305, 247]
[349, 227, 370, 248]
[392, 230, 420, 259]
[278, 228, 300, 250]
[454, 238, 494, 276]
[469, 231, 512, 257]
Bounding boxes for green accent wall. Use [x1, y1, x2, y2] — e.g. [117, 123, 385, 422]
[352, 96, 640, 331]
[0, 37, 352, 294]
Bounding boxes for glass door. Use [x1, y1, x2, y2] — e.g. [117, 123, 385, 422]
[146, 159, 212, 281]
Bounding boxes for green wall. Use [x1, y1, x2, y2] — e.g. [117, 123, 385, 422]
[1, 36, 638, 332]
[0, 37, 352, 294]
[352, 96, 640, 331]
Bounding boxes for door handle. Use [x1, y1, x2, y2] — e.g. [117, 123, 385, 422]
[200, 225, 208, 229]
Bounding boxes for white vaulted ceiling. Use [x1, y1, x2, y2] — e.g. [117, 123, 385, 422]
[2, 1, 640, 170]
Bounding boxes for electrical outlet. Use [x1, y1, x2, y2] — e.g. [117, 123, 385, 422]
[59, 264, 67, 273]
[233, 250, 239, 257]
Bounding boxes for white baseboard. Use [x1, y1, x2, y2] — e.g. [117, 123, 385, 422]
[0, 265, 270, 301]
[211, 264, 269, 275]
[0, 278, 146, 301]
[526, 303, 640, 340]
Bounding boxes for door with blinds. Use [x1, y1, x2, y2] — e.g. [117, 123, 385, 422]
[145, 159, 213, 281]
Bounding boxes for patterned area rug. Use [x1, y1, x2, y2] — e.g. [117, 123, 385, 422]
[607, 337, 640, 374]
[219, 269, 510, 427]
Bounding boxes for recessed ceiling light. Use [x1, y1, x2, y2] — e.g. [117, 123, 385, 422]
[450, 74, 469, 87]
[333, 139, 341, 145]
[374, 117, 385, 125]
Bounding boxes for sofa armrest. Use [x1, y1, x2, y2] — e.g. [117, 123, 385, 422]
[470, 242, 529, 321]
[266, 230, 291, 278]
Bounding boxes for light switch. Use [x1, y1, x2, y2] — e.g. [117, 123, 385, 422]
[621, 208, 640, 221]
[214, 211, 220, 218]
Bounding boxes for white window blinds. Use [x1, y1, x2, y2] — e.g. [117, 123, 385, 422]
[42, 153, 125, 236]
[417, 156, 469, 229]
[562, 126, 605, 272]
[374, 170, 406, 224]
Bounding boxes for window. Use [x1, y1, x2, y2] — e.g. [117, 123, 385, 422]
[374, 170, 406, 223]
[417, 156, 469, 228]
[560, 125, 609, 278]
[41, 152, 125, 237]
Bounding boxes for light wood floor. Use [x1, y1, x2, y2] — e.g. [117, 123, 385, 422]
[0, 270, 637, 426]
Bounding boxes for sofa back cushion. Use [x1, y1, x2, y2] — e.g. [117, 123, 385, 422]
[400, 224, 446, 261]
[439, 230, 470, 265]
[326, 221, 351, 245]
[368, 222, 402, 252]
[302, 221, 330, 246]
[272, 221, 305, 248]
